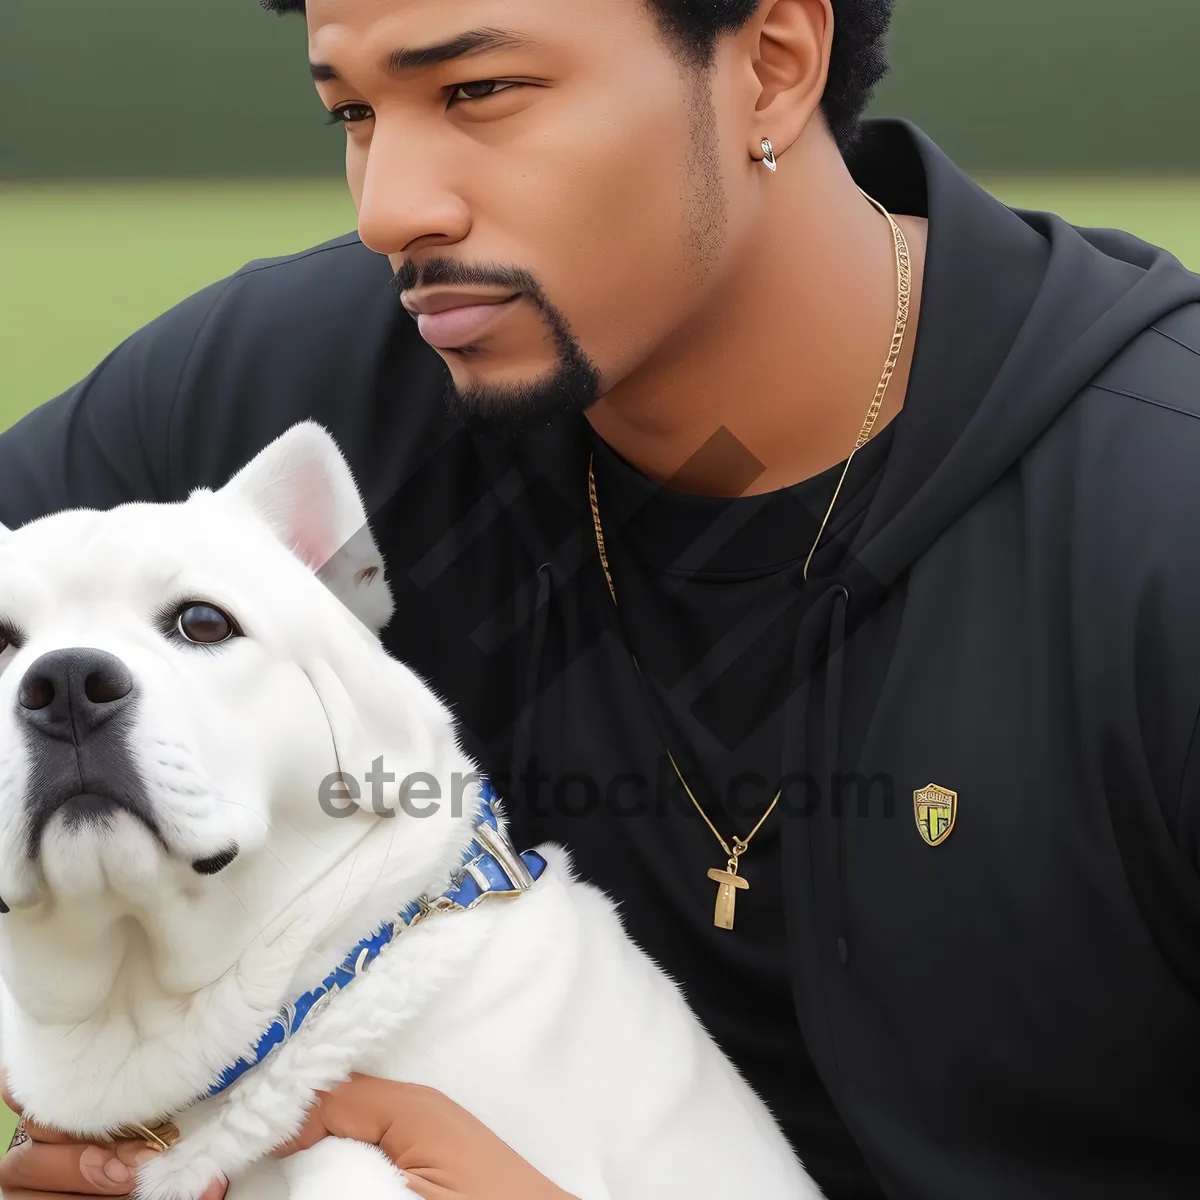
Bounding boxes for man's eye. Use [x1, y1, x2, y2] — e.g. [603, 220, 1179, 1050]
[325, 104, 374, 126]
[449, 80, 518, 104]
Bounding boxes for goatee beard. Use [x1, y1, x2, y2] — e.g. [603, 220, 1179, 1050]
[392, 257, 603, 437]
[442, 326, 603, 437]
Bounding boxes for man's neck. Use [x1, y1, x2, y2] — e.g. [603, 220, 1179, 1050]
[586, 131, 928, 498]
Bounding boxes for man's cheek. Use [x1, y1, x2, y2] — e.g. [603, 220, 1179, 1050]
[345, 147, 367, 215]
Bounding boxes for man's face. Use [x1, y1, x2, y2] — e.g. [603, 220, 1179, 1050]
[307, 0, 755, 431]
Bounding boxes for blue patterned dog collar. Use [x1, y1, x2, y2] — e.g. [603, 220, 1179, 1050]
[205, 780, 545, 1099]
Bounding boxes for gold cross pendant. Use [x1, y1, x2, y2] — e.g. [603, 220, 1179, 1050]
[707, 863, 749, 930]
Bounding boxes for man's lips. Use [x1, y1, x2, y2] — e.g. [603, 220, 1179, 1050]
[402, 289, 523, 350]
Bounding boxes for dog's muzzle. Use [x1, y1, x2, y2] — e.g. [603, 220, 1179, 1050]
[14, 646, 163, 859]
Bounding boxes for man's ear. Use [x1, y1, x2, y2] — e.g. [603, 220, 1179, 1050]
[216, 421, 395, 634]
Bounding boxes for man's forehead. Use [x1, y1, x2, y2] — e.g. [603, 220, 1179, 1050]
[304, 0, 617, 62]
[306, 0, 542, 36]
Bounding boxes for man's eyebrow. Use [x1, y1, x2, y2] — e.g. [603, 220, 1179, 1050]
[309, 28, 533, 83]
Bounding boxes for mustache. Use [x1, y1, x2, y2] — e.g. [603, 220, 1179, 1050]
[391, 257, 547, 309]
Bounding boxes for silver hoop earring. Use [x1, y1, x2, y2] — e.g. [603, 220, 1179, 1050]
[759, 138, 777, 172]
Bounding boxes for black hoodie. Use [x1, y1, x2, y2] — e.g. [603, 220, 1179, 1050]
[3, 120, 1200, 1198]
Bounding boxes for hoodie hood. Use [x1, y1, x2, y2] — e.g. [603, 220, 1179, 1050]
[845, 120, 1200, 602]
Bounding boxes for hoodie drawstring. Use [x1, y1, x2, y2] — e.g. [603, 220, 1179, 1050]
[784, 584, 853, 930]
[780, 580, 853, 1069]
[825, 585, 851, 963]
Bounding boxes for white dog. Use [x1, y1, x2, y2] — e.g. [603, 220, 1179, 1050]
[0, 422, 819, 1200]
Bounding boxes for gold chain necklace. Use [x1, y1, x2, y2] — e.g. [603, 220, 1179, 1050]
[587, 189, 911, 932]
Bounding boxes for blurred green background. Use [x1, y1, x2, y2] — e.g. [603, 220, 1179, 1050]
[4, 0, 1200, 431]
[1, 0, 1199, 1148]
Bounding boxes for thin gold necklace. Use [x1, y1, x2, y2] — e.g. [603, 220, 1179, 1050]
[588, 189, 911, 931]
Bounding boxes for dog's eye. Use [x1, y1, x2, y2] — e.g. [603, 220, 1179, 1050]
[176, 604, 238, 645]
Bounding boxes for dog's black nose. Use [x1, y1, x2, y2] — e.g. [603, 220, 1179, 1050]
[16, 648, 135, 742]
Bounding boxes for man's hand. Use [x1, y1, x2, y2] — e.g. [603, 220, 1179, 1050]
[1, 1072, 575, 1200]
[273, 1073, 579, 1200]
[0, 1076, 225, 1200]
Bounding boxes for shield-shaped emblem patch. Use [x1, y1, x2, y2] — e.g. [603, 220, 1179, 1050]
[914, 783, 957, 846]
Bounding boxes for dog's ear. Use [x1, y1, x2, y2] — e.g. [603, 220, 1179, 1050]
[218, 421, 395, 634]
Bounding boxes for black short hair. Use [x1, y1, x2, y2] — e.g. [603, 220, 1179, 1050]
[262, 0, 895, 154]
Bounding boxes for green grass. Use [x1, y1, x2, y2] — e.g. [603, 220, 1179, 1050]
[3, 176, 1200, 435]
[0, 175, 1198, 1153]
[1, 180, 358, 433]
[983, 175, 1200, 268]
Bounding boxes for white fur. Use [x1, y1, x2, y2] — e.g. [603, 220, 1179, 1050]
[0, 423, 820, 1199]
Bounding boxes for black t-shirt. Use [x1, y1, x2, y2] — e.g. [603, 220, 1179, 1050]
[588, 419, 898, 1196]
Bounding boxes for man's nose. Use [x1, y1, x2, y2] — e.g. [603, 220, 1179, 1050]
[354, 129, 472, 257]
[15, 648, 136, 742]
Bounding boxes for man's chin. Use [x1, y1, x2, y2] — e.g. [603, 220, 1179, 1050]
[442, 363, 603, 437]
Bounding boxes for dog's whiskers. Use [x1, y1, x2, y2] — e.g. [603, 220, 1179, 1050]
[270, 815, 325, 851]
[217, 876, 254, 918]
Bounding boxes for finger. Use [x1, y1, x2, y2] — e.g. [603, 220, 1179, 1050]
[0, 1189, 110, 1199]
[0, 1141, 138, 1194]
[7, 1120, 111, 1148]
[0, 1099, 117, 1149]
[111, 1142, 161, 1170]
[197, 1180, 228, 1200]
